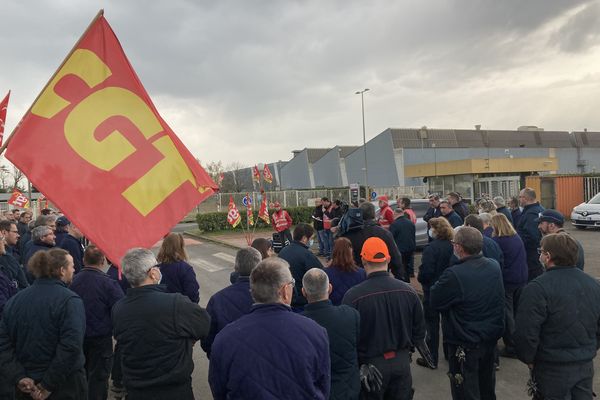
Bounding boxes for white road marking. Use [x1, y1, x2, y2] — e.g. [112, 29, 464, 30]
[212, 252, 236, 263]
[192, 259, 228, 273]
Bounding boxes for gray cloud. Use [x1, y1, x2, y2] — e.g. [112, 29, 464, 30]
[0, 0, 598, 165]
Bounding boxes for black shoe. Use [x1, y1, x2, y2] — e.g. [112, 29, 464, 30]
[416, 357, 437, 369]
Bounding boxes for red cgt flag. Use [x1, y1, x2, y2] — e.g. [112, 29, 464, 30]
[227, 196, 241, 228]
[258, 194, 270, 224]
[0, 91, 10, 147]
[8, 190, 29, 208]
[251, 165, 261, 183]
[263, 163, 273, 183]
[5, 12, 217, 266]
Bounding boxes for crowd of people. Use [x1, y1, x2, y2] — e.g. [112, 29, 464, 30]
[0, 186, 599, 399]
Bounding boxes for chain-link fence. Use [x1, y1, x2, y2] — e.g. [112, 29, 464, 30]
[195, 186, 429, 213]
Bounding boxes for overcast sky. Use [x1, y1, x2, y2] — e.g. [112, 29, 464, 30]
[1, 0, 600, 168]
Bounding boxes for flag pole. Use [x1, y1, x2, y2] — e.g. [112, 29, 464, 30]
[0, 9, 105, 155]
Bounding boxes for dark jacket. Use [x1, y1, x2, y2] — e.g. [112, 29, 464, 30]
[0, 253, 28, 290]
[0, 271, 17, 316]
[0, 279, 85, 392]
[430, 254, 505, 346]
[58, 234, 84, 274]
[22, 241, 54, 274]
[55, 231, 68, 247]
[492, 235, 528, 289]
[497, 206, 513, 225]
[341, 221, 405, 281]
[444, 211, 463, 228]
[389, 216, 416, 253]
[202, 276, 253, 358]
[483, 226, 494, 238]
[312, 205, 324, 231]
[303, 300, 361, 400]
[159, 260, 200, 303]
[112, 285, 210, 390]
[511, 208, 522, 228]
[6, 245, 21, 264]
[417, 238, 453, 293]
[16, 221, 29, 238]
[516, 202, 545, 280]
[69, 267, 124, 338]
[278, 241, 324, 308]
[452, 201, 469, 220]
[448, 236, 505, 271]
[342, 271, 425, 360]
[325, 266, 366, 306]
[514, 266, 600, 364]
[423, 206, 441, 223]
[107, 265, 131, 293]
[209, 303, 330, 400]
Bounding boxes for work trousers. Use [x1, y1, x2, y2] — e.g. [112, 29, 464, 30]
[360, 349, 413, 400]
[15, 369, 87, 400]
[401, 252, 414, 278]
[126, 379, 194, 400]
[422, 294, 444, 366]
[534, 360, 594, 400]
[502, 287, 520, 352]
[447, 342, 496, 400]
[84, 335, 114, 400]
[316, 229, 325, 255]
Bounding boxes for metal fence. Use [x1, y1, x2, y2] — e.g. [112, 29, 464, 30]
[584, 177, 600, 201]
[196, 186, 429, 213]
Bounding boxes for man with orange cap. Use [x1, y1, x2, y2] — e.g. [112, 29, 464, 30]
[271, 202, 293, 245]
[377, 196, 394, 229]
[343, 237, 426, 399]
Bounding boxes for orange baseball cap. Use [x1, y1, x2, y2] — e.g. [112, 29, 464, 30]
[360, 237, 390, 262]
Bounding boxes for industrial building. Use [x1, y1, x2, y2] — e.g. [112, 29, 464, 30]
[223, 127, 600, 200]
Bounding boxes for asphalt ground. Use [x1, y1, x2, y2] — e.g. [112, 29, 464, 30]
[110, 222, 600, 399]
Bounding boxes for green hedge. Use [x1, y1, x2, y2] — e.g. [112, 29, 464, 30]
[196, 206, 314, 232]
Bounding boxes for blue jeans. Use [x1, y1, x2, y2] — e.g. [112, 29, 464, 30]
[316, 229, 325, 255]
[320, 230, 332, 257]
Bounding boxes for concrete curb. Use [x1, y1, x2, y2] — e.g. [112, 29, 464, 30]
[184, 231, 244, 250]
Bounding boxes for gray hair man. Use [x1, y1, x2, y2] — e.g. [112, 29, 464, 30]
[202, 247, 262, 357]
[22, 225, 56, 281]
[431, 227, 504, 400]
[209, 258, 331, 399]
[302, 268, 361, 400]
[112, 248, 210, 400]
[516, 187, 545, 280]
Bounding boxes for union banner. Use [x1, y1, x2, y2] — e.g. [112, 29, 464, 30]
[5, 11, 217, 265]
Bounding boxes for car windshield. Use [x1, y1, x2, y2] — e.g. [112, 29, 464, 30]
[412, 202, 430, 218]
[588, 193, 600, 204]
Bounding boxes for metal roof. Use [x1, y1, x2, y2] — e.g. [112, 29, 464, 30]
[306, 148, 332, 163]
[389, 128, 584, 149]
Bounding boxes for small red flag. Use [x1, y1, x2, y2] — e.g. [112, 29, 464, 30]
[263, 164, 273, 184]
[258, 195, 270, 224]
[8, 190, 29, 208]
[252, 165, 261, 183]
[227, 196, 241, 228]
[0, 91, 10, 148]
[245, 193, 254, 226]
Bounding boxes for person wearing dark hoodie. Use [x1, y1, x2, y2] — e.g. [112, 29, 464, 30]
[490, 213, 528, 358]
[157, 233, 200, 303]
[22, 226, 56, 282]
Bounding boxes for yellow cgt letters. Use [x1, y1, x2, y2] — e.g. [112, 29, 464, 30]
[31, 49, 203, 216]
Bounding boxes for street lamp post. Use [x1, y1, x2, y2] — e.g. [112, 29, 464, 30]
[355, 88, 369, 198]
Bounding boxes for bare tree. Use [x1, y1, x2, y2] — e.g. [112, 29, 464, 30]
[11, 166, 25, 191]
[0, 165, 10, 192]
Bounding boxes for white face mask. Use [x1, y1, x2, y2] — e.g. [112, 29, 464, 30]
[308, 239, 314, 248]
[428, 228, 437, 239]
[156, 269, 163, 285]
